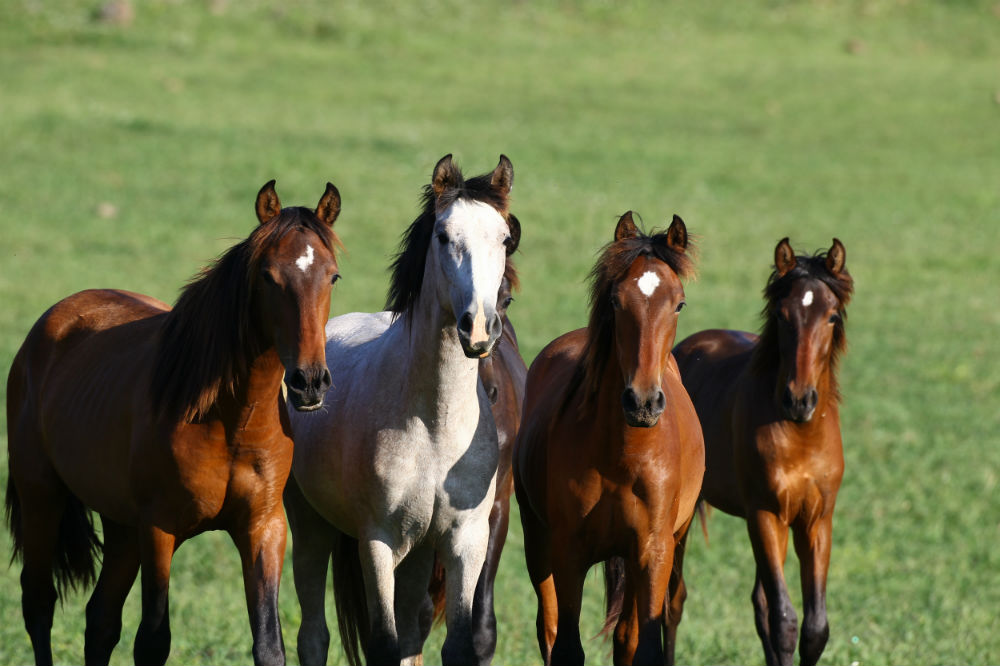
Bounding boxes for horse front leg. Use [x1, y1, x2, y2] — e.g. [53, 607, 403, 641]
[84, 517, 139, 665]
[794, 515, 833, 666]
[549, 540, 591, 666]
[469, 492, 511, 662]
[134, 526, 176, 666]
[747, 510, 796, 666]
[439, 515, 491, 666]
[663, 521, 693, 666]
[393, 546, 435, 665]
[625, 541, 673, 666]
[233, 508, 288, 666]
[359, 538, 401, 666]
[285, 476, 335, 666]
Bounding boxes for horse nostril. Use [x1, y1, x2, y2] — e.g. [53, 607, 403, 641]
[653, 389, 666, 413]
[621, 388, 638, 412]
[489, 314, 502, 338]
[314, 368, 332, 392]
[458, 312, 474, 336]
[288, 369, 308, 392]
[805, 388, 818, 412]
[487, 384, 499, 405]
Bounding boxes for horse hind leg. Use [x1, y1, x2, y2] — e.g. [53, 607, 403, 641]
[84, 517, 139, 665]
[7, 444, 100, 666]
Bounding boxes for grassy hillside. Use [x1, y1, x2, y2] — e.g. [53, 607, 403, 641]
[1, 1, 998, 663]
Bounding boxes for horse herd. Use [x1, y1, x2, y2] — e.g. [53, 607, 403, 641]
[5, 154, 853, 666]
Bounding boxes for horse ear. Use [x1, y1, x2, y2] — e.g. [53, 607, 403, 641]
[826, 238, 846, 275]
[505, 213, 521, 256]
[774, 237, 796, 277]
[666, 214, 688, 252]
[315, 182, 341, 228]
[432, 154, 462, 199]
[256, 180, 281, 225]
[614, 211, 638, 241]
[491, 154, 514, 196]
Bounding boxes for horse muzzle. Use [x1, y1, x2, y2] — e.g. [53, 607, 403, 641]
[286, 364, 332, 411]
[457, 310, 502, 359]
[781, 385, 818, 423]
[621, 386, 666, 428]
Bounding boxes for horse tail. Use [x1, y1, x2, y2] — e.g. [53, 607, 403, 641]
[331, 528, 368, 666]
[5, 353, 101, 600]
[427, 554, 447, 626]
[696, 499, 711, 545]
[599, 556, 627, 637]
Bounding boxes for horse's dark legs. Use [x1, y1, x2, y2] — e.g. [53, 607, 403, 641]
[663, 524, 692, 666]
[234, 508, 288, 666]
[626, 542, 673, 666]
[549, 545, 587, 666]
[84, 518, 139, 665]
[15, 487, 63, 666]
[285, 478, 333, 666]
[794, 516, 833, 666]
[469, 494, 510, 662]
[393, 547, 434, 664]
[747, 510, 796, 666]
[133, 526, 175, 666]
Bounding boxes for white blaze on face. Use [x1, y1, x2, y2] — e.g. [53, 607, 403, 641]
[438, 199, 508, 346]
[296, 244, 315, 273]
[637, 271, 661, 297]
[802, 290, 814, 307]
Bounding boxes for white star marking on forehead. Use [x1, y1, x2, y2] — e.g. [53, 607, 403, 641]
[295, 244, 315, 273]
[637, 271, 661, 297]
[802, 290, 814, 307]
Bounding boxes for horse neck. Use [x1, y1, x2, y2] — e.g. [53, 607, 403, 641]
[395, 293, 480, 418]
[211, 345, 285, 432]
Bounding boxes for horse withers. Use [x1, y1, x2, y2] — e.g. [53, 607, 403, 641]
[514, 212, 705, 666]
[5, 181, 342, 666]
[672, 238, 853, 666]
[284, 155, 520, 666]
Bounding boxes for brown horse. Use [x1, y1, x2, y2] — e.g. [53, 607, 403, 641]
[5, 181, 342, 666]
[672, 238, 853, 666]
[428, 256, 527, 660]
[514, 212, 705, 666]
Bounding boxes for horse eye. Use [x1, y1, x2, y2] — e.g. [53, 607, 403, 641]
[675, 301, 686, 313]
[502, 296, 514, 309]
[437, 232, 449, 245]
[331, 274, 341, 285]
[829, 312, 841, 324]
[261, 270, 277, 285]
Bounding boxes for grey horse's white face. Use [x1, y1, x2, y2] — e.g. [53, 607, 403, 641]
[430, 198, 511, 358]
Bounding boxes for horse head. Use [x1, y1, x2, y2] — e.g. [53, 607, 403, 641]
[252, 180, 341, 411]
[428, 154, 519, 358]
[767, 237, 851, 422]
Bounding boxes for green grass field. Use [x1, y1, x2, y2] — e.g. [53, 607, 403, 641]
[2, 1, 999, 663]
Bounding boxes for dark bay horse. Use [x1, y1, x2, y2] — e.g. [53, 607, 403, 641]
[672, 238, 853, 666]
[5, 181, 342, 666]
[428, 257, 527, 660]
[514, 212, 705, 666]
[284, 155, 519, 666]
